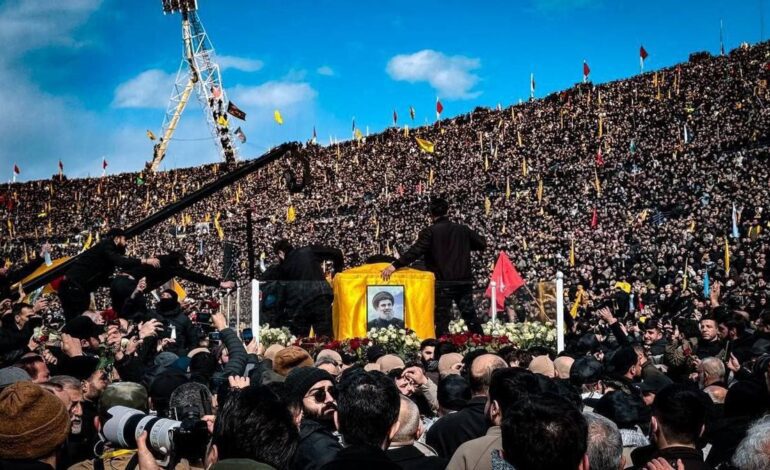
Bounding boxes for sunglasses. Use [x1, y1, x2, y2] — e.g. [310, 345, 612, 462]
[305, 386, 335, 403]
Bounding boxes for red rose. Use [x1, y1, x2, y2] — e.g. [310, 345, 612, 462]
[349, 338, 361, 351]
[498, 336, 510, 344]
[362, 338, 371, 345]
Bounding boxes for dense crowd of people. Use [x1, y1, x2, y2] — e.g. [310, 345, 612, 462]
[2, 40, 770, 470]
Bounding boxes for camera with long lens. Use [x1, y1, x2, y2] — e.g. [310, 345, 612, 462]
[102, 406, 209, 464]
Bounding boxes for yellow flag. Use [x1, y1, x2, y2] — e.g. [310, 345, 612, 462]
[594, 168, 601, 195]
[287, 205, 297, 223]
[570, 238, 575, 267]
[505, 176, 511, 201]
[274, 110, 284, 125]
[724, 237, 730, 275]
[23, 244, 29, 264]
[682, 261, 689, 290]
[484, 197, 491, 216]
[354, 128, 363, 141]
[517, 131, 523, 147]
[415, 137, 435, 153]
[214, 212, 224, 240]
[163, 279, 188, 302]
[598, 116, 603, 137]
[522, 158, 528, 177]
[404, 125, 409, 137]
[537, 178, 543, 203]
[146, 130, 156, 140]
[217, 115, 228, 127]
[429, 168, 434, 185]
[82, 232, 93, 252]
[484, 154, 489, 171]
[570, 287, 584, 318]
[689, 220, 696, 232]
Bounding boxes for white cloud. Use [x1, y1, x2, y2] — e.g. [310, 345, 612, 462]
[112, 69, 177, 109]
[386, 49, 481, 100]
[218, 55, 264, 72]
[0, 0, 102, 57]
[317, 65, 335, 76]
[231, 81, 317, 109]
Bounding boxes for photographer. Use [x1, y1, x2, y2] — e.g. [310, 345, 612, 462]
[149, 289, 198, 356]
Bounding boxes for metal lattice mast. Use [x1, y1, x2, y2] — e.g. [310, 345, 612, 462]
[149, 1, 239, 171]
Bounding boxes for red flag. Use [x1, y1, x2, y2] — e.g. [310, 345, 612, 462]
[591, 208, 598, 229]
[102, 158, 108, 170]
[595, 149, 604, 166]
[583, 61, 591, 77]
[13, 164, 20, 175]
[640, 46, 649, 60]
[436, 99, 444, 116]
[484, 251, 526, 310]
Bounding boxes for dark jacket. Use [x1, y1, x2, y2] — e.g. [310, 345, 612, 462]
[150, 304, 198, 355]
[393, 217, 486, 282]
[267, 246, 343, 308]
[292, 419, 342, 470]
[0, 460, 54, 470]
[425, 396, 488, 459]
[64, 239, 143, 291]
[211, 327, 248, 387]
[631, 446, 713, 470]
[124, 254, 221, 291]
[320, 444, 401, 470]
[386, 445, 447, 470]
[0, 314, 34, 367]
[0, 257, 44, 301]
[695, 339, 723, 359]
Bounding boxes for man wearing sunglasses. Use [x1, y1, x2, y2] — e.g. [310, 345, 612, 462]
[286, 367, 342, 470]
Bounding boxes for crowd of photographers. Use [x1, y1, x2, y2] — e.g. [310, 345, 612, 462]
[2, 38, 770, 470]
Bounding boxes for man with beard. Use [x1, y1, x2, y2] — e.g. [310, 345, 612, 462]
[46, 375, 87, 467]
[149, 289, 198, 355]
[59, 228, 160, 320]
[367, 291, 404, 329]
[286, 367, 342, 470]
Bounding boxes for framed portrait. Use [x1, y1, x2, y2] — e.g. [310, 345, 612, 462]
[366, 285, 405, 330]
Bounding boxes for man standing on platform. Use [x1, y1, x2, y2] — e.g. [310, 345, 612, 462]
[381, 197, 486, 334]
[268, 239, 344, 337]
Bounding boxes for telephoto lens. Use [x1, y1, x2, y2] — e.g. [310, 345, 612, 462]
[102, 406, 180, 456]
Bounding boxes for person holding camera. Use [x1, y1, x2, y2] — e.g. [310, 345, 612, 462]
[149, 289, 198, 356]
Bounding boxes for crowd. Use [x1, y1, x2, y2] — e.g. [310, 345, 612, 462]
[1, 39, 770, 470]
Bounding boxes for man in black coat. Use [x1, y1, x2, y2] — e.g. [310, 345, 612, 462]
[267, 239, 343, 337]
[386, 396, 447, 470]
[59, 228, 160, 319]
[382, 197, 487, 334]
[110, 251, 235, 318]
[286, 367, 342, 470]
[149, 289, 198, 356]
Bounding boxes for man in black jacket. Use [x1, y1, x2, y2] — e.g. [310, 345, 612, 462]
[382, 197, 487, 334]
[59, 228, 160, 319]
[110, 251, 235, 318]
[149, 289, 198, 356]
[267, 239, 344, 337]
[286, 367, 342, 470]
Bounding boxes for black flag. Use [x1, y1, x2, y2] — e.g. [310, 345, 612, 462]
[227, 101, 247, 120]
[235, 127, 247, 143]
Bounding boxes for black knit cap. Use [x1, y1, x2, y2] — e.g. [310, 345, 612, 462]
[284, 367, 334, 406]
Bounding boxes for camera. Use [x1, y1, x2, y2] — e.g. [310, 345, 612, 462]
[102, 406, 209, 464]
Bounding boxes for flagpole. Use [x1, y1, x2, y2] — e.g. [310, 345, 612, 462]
[490, 281, 497, 322]
[556, 272, 565, 353]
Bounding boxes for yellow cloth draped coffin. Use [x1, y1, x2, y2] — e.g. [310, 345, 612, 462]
[333, 263, 435, 340]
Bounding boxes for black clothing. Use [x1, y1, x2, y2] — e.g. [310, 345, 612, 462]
[704, 415, 752, 468]
[0, 460, 54, 470]
[125, 254, 221, 291]
[695, 339, 723, 359]
[61, 239, 143, 319]
[320, 444, 401, 470]
[632, 446, 713, 470]
[648, 338, 668, 357]
[149, 304, 198, 355]
[0, 314, 34, 367]
[367, 317, 405, 330]
[435, 282, 479, 335]
[386, 445, 447, 470]
[0, 257, 44, 301]
[425, 395, 488, 459]
[393, 217, 486, 282]
[267, 245, 343, 337]
[292, 419, 342, 470]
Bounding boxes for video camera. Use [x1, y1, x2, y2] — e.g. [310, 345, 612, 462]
[102, 406, 209, 465]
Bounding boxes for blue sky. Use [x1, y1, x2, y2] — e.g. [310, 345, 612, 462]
[0, 0, 761, 181]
